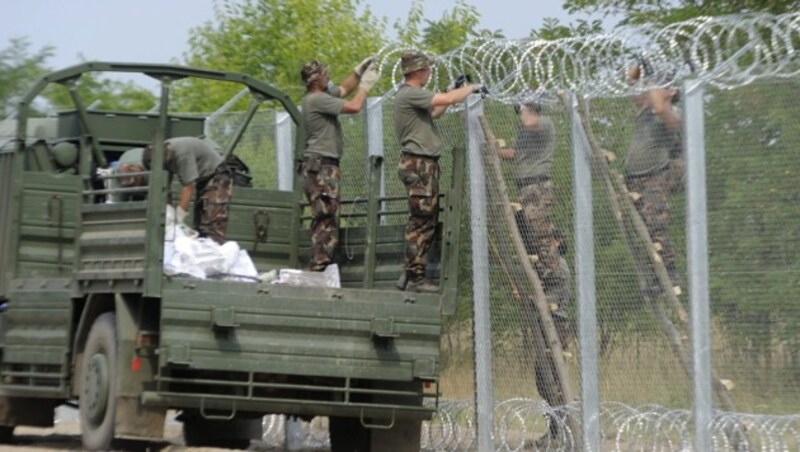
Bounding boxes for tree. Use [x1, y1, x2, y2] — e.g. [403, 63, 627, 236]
[393, 0, 502, 54]
[43, 75, 157, 113]
[176, 0, 387, 110]
[563, 0, 799, 26]
[0, 38, 53, 117]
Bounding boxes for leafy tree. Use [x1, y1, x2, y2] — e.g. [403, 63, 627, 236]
[563, 0, 799, 26]
[176, 0, 387, 110]
[529, 17, 604, 40]
[0, 38, 53, 116]
[44, 75, 157, 113]
[393, 0, 502, 54]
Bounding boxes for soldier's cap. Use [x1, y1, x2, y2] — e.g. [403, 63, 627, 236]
[300, 60, 328, 86]
[400, 52, 432, 75]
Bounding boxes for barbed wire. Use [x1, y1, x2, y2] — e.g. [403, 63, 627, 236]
[372, 12, 800, 102]
[258, 400, 800, 451]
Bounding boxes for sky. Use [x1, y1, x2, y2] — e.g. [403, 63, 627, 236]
[2, 0, 600, 71]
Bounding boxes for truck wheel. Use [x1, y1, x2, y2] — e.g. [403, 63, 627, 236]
[329, 417, 369, 452]
[0, 425, 13, 443]
[183, 415, 261, 449]
[79, 313, 117, 451]
[369, 419, 422, 452]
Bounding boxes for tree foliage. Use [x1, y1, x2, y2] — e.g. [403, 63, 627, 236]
[176, 0, 387, 110]
[0, 38, 53, 117]
[393, 0, 502, 54]
[563, 0, 800, 26]
[43, 76, 157, 113]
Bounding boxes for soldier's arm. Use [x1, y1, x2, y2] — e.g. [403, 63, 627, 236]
[430, 85, 475, 118]
[649, 88, 681, 130]
[178, 183, 194, 213]
[338, 72, 361, 98]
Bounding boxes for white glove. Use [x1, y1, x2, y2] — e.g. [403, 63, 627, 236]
[354, 55, 375, 77]
[358, 63, 380, 92]
[176, 206, 189, 225]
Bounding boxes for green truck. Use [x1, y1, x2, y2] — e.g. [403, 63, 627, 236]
[0, 62, 465, 450]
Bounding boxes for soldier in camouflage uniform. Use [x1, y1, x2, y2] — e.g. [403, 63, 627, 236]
[143, 136, 233, 244]
[299, 57, 380, 271]
[624, 66, 683, 295]
[498, 102, 572, 445]
[393, 52, 483, 292]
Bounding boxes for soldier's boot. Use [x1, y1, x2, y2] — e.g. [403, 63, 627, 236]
[406, 274, 439, 293]
[395, 271, 408, 290]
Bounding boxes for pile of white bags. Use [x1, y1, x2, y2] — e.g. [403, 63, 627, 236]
[163, 206, 258, 281]
[161, 206, 340, 288]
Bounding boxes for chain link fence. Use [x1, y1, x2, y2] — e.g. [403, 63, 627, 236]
[199, 12, 800, 450]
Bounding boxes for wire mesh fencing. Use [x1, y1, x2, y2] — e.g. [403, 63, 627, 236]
[199, 11, 800, 451]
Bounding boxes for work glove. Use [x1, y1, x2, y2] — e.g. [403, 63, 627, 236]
[354, 55, 376, 77]
[446, 74, 471, 92]
[358, 63, 380, 92]
[176, 206, 189, 225]
[472, 83, 490, 97]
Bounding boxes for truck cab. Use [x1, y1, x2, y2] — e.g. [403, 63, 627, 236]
[0, 62, 464, 450]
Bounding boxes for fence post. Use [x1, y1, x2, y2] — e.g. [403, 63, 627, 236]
[684, 79, 713, 452]
[571, 94, 600, 451]
[275, 111, 294, 191]
[466, 94, 495, 452]
[276, 110, 303, 449]
[365, 96, 386, 222]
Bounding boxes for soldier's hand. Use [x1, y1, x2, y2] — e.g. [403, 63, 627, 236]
[472, 83, 489, 97]
[358, 63, 380, 92]
[354, 56, 376, 77]
[446, 74, 470, 92]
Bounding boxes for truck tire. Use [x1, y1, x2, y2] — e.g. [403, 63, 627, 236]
[183, 415, 262, 449]
[329, 416, 369, 452]
[79, 313, 117, 451]
[0, 425, 13, 443]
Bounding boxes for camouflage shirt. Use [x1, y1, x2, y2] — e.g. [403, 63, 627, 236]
[301, 83, 345, 160]
[512, 116, 556, 183]
[393, 84, 443, 157]
[624, 108, 681, 177]
[166, 136, 223, 185]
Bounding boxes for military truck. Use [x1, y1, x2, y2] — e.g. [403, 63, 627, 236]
[0, 62, 465, 450]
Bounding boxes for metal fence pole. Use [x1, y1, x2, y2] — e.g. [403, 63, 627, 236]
[276, 110, 302, 449]
[684, 79, 713, 452]
[365, 96, 386, 222]
[466, 94, 495, 452]
[275, 111, 294, 191]
[571, 95, 600, 451]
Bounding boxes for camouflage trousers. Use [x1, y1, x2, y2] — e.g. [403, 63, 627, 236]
[518, 179, 572, 311]
[626, 169, 677, 282]
[398, 154, 440, 278]
[194, 164, 233, 245]
[302, 162, 341, 272]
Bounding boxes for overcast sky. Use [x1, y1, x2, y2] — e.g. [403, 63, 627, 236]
[3, 0, 601, 70]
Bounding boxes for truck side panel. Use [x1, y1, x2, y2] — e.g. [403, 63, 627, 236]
[0, 148, 13, 299]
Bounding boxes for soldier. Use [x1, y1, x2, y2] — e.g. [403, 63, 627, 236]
[393, 51, 483, 293]
[498, 102, 572, 446]
[108, 147, 147, 203]
[625, 64, 683, 295]
[299, 57, 380, 271]
[143, 136, 233, 244]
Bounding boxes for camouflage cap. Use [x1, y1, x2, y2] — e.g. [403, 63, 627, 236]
[300, 60, 328, 86]
[400, 52, 432, 75]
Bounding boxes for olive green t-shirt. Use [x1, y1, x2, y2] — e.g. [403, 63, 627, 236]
[512, 116, 556, 183]
[393, 84, 443, 157]
[166, 136, 223, 185]
[624, 108, 681, 177]
[301, 83, 345, 160]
